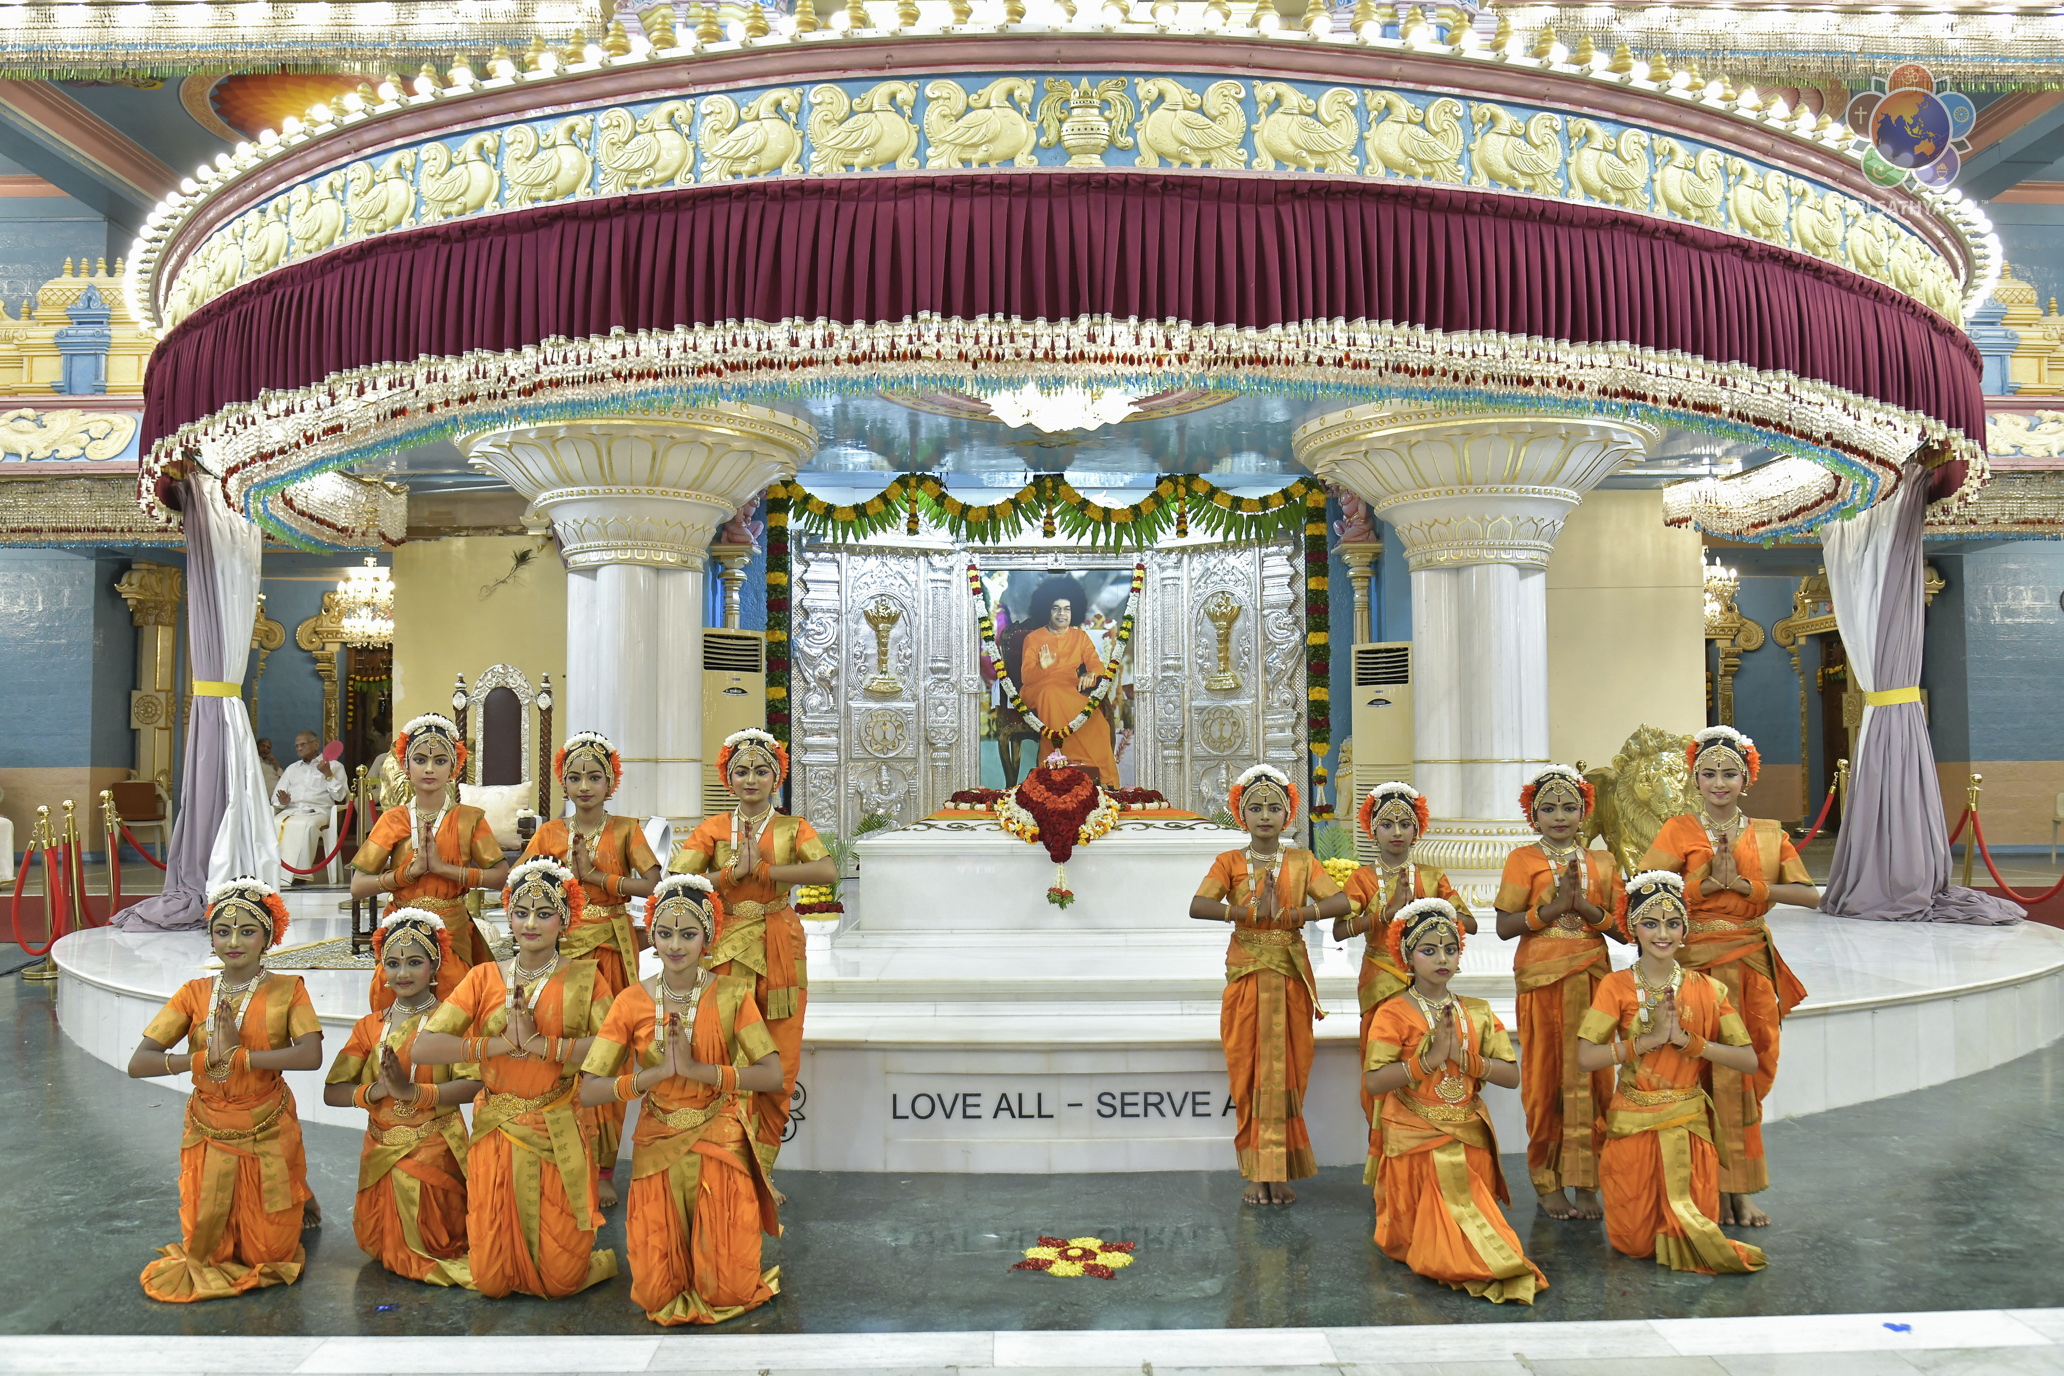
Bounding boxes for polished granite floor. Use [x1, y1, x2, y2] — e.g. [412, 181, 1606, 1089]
[4, 965, 2063, 1339]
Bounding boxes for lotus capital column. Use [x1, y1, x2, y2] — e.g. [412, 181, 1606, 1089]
[462, 408, 818, 823]
[1295, 407, 1656, 899]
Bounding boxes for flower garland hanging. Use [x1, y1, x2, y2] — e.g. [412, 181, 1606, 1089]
[1304, 486, 1332, 820]
[765, 484, 792, 750]
[995, 757, 1121, 908]
[970, 560, 1143, 745]
[1012, 1236, 1137, 1279]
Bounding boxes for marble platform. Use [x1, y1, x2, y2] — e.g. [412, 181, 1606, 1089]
[51, 822, 2064, 1166]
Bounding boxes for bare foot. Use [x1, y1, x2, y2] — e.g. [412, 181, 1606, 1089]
[1725, 1192, 1770, 1227]
[1570, 1187, 1603, 1220]
[1243, 1180, 1270, 1206]
[597, 1176, 619, 1209]
[303, 1196, 323, 1230]
[1269, 1182, 1297, 1206]
[1539, 1188, 1579, 1220]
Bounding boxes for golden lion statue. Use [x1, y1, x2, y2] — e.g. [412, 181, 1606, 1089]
[1582, 724, 1696, 876]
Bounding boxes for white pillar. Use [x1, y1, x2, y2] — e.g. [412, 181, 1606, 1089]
[462, 411, 818, 828]
[1296, 408, 1655, 901]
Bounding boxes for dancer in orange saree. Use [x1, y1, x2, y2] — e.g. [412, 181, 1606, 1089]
[667, 728, 836, 1195]
[412, 857, 620, 1298]
[351, 712, 507, 977]
[1363, 898, 1544, 1305]
[1493, 764, 1624, 1221]
[1576, 871, 1767, 1274]
[1016, 576, 1120, 785]
[322, 908, 477, 1287]
[1638, 725, 1816, 1227]
[126, 878, 323, 1303]
[522, 729, 660, 1206]
[1334, 781, 1472, 1202]
[1188, 764, 1350, 1205]
[581, 874, 784, 1325]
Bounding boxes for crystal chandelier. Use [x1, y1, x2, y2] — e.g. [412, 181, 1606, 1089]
[336, 557, 395, 648]
[1701, 550, 1740, 624]
[983, 381, 1141, 434]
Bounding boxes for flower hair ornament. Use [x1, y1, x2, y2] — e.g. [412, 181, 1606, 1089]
[1358, 780, 1430, 840]
[205, 876, 292, 948]
[373, 907, 450, 969]
[1387, 895, 1467, 968]
[1686, 725, 1761, 785]
[553, 730, 623, 797]
[716, 728, 789, 789]
[1519, 764, 1594, 823]
[648, 873, 722, 943]
[501, 856, 586, 929]
[395, 712, 469, 775]
[1615, 870, 1689, 942]
[1228, 763, 1299, 820]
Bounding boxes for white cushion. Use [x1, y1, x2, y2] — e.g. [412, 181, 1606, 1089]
[460, 783, 533, 850]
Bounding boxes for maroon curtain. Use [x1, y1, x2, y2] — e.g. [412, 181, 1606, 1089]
[146, 173, 1984, 459]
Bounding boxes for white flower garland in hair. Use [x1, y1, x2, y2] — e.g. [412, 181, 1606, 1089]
[652, 873, 716, 901]
[1624, 870, 1687, 901]
[1234, 763, 1292, 791]
[506, 856, 575, 890]
[1395, 896, 1460, 928]
[1526, 763, 1586, 789]
[206, 875, 281, 904]
[399, 712, 460, 741]
[378, 906, 448, 931]
[1693, 725, 1755, 752]
[723, 728, 778, 752]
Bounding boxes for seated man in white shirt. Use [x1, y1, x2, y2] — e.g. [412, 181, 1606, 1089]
[274, 729, 347, 885]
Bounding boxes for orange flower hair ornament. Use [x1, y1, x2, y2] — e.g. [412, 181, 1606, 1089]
[1358, 781, 1430, 840]
[554, 730, 623, 798]
[502, 856, 586, 930]
[648, 873, 723, 943]
[717, 728, 789, 790]
[1687, 725, 1761, 785]
[205, 876, 292, 948]
[395, 712, 469, 777]
[1229, 763, 1299, 821]
[1387, 895, 1467, 968]
[1519, 764, 1594, 824]
[1615, 870, 1689, 942]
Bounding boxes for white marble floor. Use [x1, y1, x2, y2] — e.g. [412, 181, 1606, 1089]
[3, 1309, 2058, 1374]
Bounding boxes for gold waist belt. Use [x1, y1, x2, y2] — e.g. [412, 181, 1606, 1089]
[651, 1098, 731, 1132]
[188, 1097, 283, 1144]
[1236, 929, 1300, 946]
[485, 1080, 574, 1117]
[376, 1119, 445, 1149]
[1621, 1083, 1705, 1107]
[408, 895, 468, 913]
[1403, 1092, 1481, 1124]
[1690, 916, 1760, 933]
[586, 901, 628, 915]
[1538, 922, 1597, 940]
[725, 900, 789, 922]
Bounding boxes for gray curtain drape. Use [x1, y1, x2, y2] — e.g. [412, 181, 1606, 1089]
[112, 476, 228, 931]
[1821, 463, 2021, 925]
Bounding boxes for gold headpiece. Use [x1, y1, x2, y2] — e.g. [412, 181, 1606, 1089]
[724, 728, 781, 777]
[506, 857, 573, 911]
[1527, 765, 1586, 814]
[205, 877, 282, 938]
[1395, 896, 1463, 950]
[1233, 763, 1293, 814]
[378, 908, 445, 967]
[649, 874, 717, 941]
[561, 731, 614, 776]
[1372, 791, 1419, 828]
[1621, 870, 1689, 935]
[1695, 742, 1747, 775]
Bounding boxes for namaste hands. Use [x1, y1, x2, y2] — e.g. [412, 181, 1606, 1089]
[377, 1045, 424, 1110]
[1420, 1002, 1469, 1068]
[728, 821, 762, 887]
[506, 977, 538, 1054]
[1542, 855, 1605, 929]
[204, 997, 240, 1073]
[1703, 840, 1747, 898]
[660, 1011, 704, 1081]
[569, 830, 595, 885]
[1636, 990, 1691, 1054]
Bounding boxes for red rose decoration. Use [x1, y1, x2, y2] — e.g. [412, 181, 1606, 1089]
[1014, 764, 1101, 865]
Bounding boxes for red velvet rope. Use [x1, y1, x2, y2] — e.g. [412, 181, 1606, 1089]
[1969, 814, 2064, 906]
[9, 839, 64, 957]
[277, 801, 358, 877]
[1947, 808, 1970, 846]
[1792, 781, 1841, 849]
[117, 823, 170, 870]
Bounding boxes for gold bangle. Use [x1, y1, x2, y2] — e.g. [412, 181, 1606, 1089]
[163, 1050, 176, 1076]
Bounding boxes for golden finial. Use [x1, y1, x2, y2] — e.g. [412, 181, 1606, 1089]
[1737, 83, 1762, 111]
[1610, 42, 1634, 74]
[746, 1, 770, 36]
[522, 36, 547, 69]
[847, 0, 871, 28]
[1571, 32, 1594, 66]
[1718, 74, 1738, 102]
[897, 0, 918, 27]
[1490, 6, 1511, 51]
[1648, 52, 1672, 85]
[950, 0, 971, 20]
[694, 0, 721, 42]
[646, 6, 678, 48]
[603, 18, 632, 54]
[1531, 23, 1556, 58]
[794, 0, 820, 30]
[1200, 0, 1227, 25]
[561, 30, 589, 63]
[1399, 5, 1425, 40]
[1351, 0, 1378, 33]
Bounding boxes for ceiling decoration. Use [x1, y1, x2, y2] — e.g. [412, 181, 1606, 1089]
[208, 74, 373, 141]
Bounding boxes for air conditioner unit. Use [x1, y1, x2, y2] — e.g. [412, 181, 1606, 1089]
[1349, 641, 1413, 862]
[701, 629, 766, 819]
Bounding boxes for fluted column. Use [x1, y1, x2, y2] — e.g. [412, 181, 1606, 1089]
[1296, 407, 1656, 899]
[461, 410, 818, 824]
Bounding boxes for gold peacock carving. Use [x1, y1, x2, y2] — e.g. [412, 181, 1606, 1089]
[418, 131, 502, 221]
[1653, 137, 1726, 228]
[1724, 158, 1790, 242]
[596, 103, 695, 195]
[1253, 83, 1358, 174]
[240, 201, 291, 276]
[700, 90, 805, 182]
[1469, 104, 1560, 194]
[1581, 724, 1696, 878]
[808, 81, 921, 173]
[1134, 78, 1249, 169]
[923, 78, 1038, 168]
[1365, 91, 1465, 181]
[504, 115, 594, 207]
[346, 150, 419, 237]
[1845, 210, 1891, 281]
[1566, 119, 1650, 210]
[1789, 183, 1849, 263]
[284, 174, 346, 259]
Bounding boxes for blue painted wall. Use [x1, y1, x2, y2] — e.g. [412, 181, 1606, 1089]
[1921, 555, 1972, 764]
[0, 180, 109, 312]
[1729, 575, 1805, 768]
[1942, 543, 2064, 763]
[701, 543, 767, 633]
[0, 549, 135, 767]
[254, 553, 356, 751]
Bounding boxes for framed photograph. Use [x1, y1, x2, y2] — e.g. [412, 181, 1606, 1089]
[976, 558, 1140, 789]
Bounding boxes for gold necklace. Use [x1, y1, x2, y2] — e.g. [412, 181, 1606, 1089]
[1632, 962, 1682, 1033]
[652, 972, 707, 1053]
[1406, 985, 1472, 1103]
[512, 953, 559, 990]
[1535, 837, 1581, 866]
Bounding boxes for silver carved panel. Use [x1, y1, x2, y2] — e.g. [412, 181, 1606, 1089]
[791, 534, 1304, 840]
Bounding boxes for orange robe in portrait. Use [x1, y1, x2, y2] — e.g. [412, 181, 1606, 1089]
[1366, 995, 1545, 1304]
[1495, 845, 1625, 1195]
[421, 960, 620, 1298]
[584, 978, 783, 1325]
[139, 974, 320, 1303]
[670, 811, 828, 1172]
[523, 814, 659, 1171]
[1341, 862, 1467, 1195]
[324, 1008, 474, 1287]
[353, 803, 502, 974]
[1579, 968, 1767, 1274]
[1196, 848, 1340, 1182]
[1018, 624, 1119, 784]
[1639, 814, 1810, 1195]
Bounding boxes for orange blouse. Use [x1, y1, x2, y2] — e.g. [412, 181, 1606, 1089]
[145, 973, 322, 1105]
[669, 811, 828, 912]
[352, 803, 502, 914]
[1342, 863, 1466, 1013]
[422, 959, 614, 1100]
[1642, 813, 1811, 926]
[1578, 967, 1752, 1099]
[1494, 844, 1624, 995]
[583, 979, 780, 1136]
[1365, 993, 1515, 1152]
[522, 815, 658, 969]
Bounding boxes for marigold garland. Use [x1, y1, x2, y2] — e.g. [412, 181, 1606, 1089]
[1305, 486, 1331, 819]
[1012, 1235, 1137, 1279]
